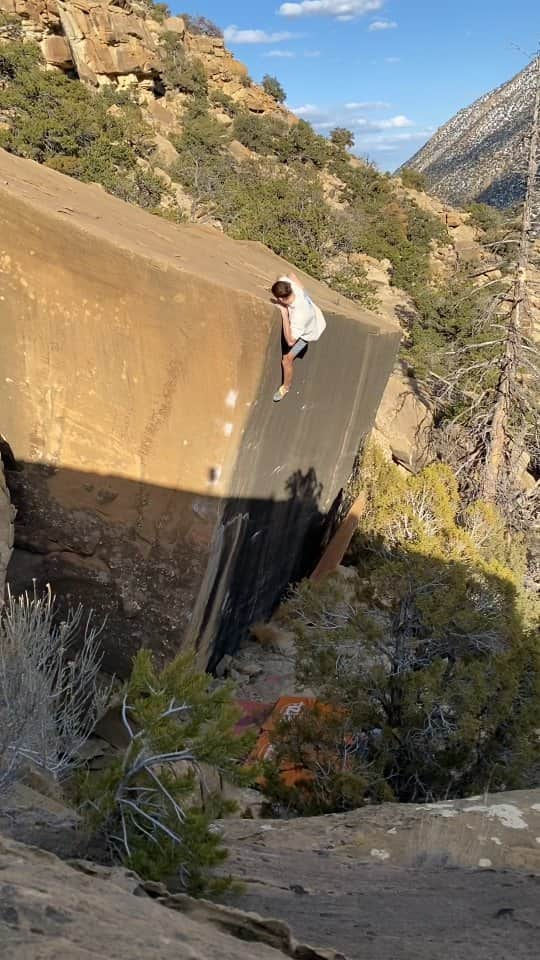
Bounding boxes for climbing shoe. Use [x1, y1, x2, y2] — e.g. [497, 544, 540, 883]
[273, 386, 289, 402]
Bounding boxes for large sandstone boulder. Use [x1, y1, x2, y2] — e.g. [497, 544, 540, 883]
[40, 32, 73, 69]
[0, 149, 400, 676]
[0, 460, 14, 598]
[374, 367, 433, 471]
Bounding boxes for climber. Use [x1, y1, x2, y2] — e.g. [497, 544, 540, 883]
[271, 272, 326, 402]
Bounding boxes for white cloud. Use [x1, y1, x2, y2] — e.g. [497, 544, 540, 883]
[385, 56, 401, 63]
[351, 114, 413, 131]
[345, 100, 391, 109]
[369, 19, 397, 30]
[279, 1, 384, 22]
[356, 129, 433, 148]
[265, 49, 296, 57]
[224, 25, 296, 43]
[291, 104, 325, 118]
[379, 114, 412, 128]
[304, 50, 322, 57]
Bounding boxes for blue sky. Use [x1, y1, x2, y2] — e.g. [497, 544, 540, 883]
[174, 1, 539, 170]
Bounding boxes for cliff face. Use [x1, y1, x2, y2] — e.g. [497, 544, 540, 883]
[403, 58, 538, 207]
[0, 0, 288, 115]
[0, 149, 400, 674]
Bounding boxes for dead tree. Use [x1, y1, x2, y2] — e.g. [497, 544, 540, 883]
[429, 56, 540, 523]
[481, 54, 540, 503]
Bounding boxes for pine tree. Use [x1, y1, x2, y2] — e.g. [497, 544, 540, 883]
[270, 447, 540, 808]
[81, 652, 254, 894]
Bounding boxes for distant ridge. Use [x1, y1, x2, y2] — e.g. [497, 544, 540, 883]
[402, 59, 538, 208]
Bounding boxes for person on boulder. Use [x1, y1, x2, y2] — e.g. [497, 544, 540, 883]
[271, 272, 326, 402]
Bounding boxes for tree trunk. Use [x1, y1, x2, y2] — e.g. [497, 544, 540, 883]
[482, 56, 540, 501]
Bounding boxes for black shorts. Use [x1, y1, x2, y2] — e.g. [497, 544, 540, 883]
[285, 338, 308, 358]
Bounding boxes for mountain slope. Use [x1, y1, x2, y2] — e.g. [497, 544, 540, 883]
[403, 58, 538, 207]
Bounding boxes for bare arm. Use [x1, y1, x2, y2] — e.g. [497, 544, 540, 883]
[279, 304, 296, 347]
[288, 271, 303, 290]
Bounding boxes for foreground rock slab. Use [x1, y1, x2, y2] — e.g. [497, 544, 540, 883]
[0, 833, 345, 959]
[219, 790, 540, 960]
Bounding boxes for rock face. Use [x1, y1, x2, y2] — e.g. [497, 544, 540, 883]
[55, 0, 159, 87]
[374, 366, 433, 471]
[403, 58, 538, 207]
[0, 148, 400, 675]
[0, 832, 341, 960]
[0, 0, 292, 115]
[0, 460, 14, 597]
[222, 790, 540, 959]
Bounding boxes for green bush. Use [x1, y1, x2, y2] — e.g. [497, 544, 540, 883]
[169, 99, 234, 205]
[232, 110, 287, 153]
[400, 167, 428, 192]
[80, 651, 254, 895]
[271, 447, 540, 808]
[330, 155, 392, 208]
[0, 11, 22, 39]
[465, 201, 504, 233]
[232, 114, 329, 167]
[174, 98, 230, 150]
[210, 88, 239, 117]
[330, 127, 355, 151]
[159, 31, 208, 97]
[262, 74, 286, 104]
[263, 703, 391, 817]
[215, 161, 339, 277]
[275, 119, 330, 168]
[0, 41, 155, 194]
[181, 13, 223, 38]
[328, 265, 380, 311]
[143, 0, 170, 23]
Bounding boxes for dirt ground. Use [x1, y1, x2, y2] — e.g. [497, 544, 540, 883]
[224, 842, 540, 959]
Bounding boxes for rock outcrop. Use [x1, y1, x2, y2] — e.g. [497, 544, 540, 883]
[55, 0, 159, 88]
[402, 58, 538, 207]
[221, 790, 540, 959]
[0, 0, 292, 116]
[0, 459, 14, 597]
[0, 832, 342, 959]
[373, 365, 433, 471]
[0, 148, 400, 675]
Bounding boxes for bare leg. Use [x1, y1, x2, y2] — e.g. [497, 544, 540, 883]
[282, 352, 294, 391]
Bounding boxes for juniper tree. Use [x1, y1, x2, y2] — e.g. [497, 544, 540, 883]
[267, 448, 540, 810]
[262, 74, 286, 104]
[81, 651, 254, 895]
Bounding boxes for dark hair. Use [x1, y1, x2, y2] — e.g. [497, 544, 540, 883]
[272, 279, 293, 300]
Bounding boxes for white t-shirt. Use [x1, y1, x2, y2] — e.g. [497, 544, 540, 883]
[279, 276, 326, 342]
